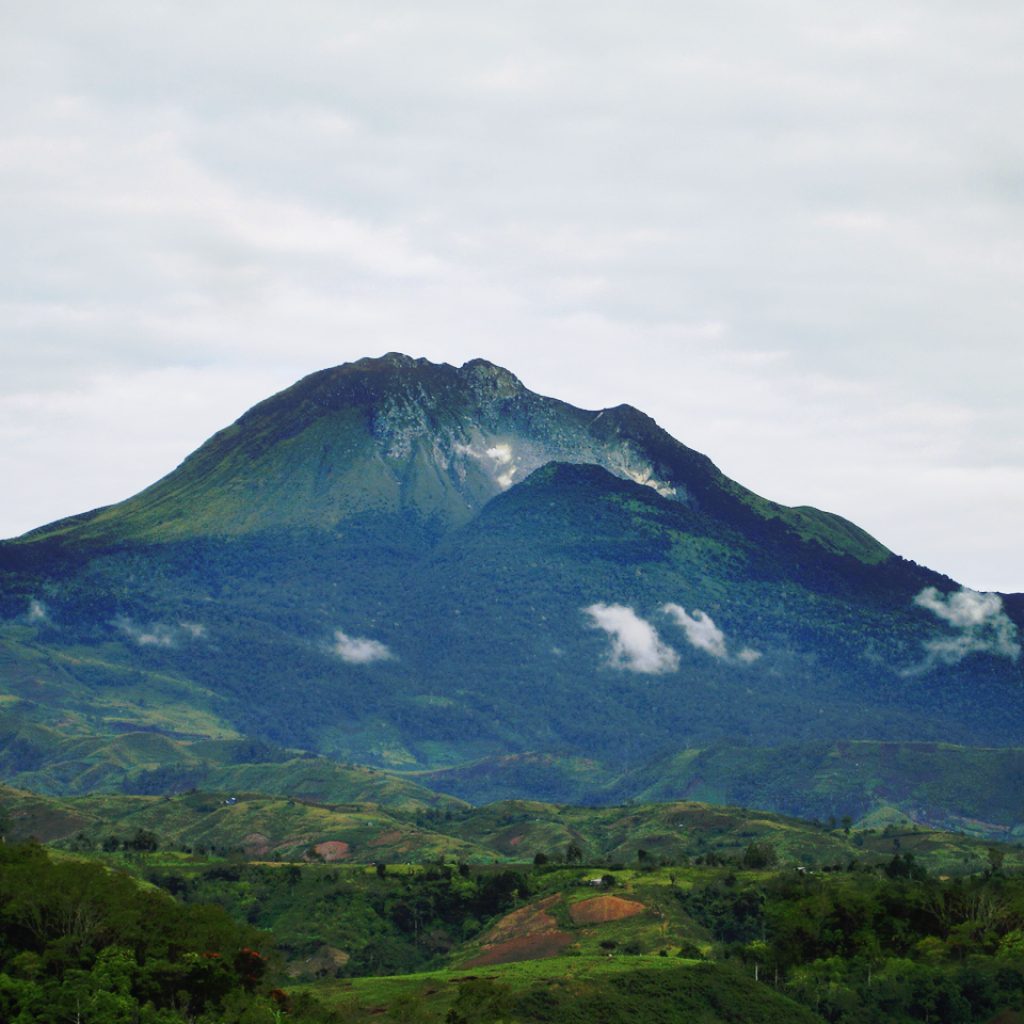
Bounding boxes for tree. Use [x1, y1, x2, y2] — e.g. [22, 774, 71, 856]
[125, 828, 159, 854]
[742, 843, 778, 870]
[987, 847, 1006, 875]
[566, 843, 583, 865]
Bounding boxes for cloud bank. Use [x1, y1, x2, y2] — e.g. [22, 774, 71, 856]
[332, 629, 393, 665]
[584, 603, 679, 674]
[905, 586, 1021, 674]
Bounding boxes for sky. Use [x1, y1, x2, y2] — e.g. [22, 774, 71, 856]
[2, 2, 1023, 592]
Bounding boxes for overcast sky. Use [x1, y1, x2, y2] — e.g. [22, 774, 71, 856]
[2, 2, 1023, 592]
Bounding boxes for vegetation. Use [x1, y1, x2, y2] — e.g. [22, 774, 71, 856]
[4, 781, 1022, 876]
[6, 833, 1024, 1022]
[0, 841, 291, 1023]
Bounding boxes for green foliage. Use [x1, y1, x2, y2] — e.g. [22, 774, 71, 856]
[156, 861, 531, 979]
[0, 842, 335, 1023]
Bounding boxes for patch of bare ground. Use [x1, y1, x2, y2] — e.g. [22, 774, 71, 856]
[286, 945, 350, 979]
[482, 894, 562, 943]
[462, 894, 574, 967]
[462, 931, 575, 967]
[569, 895, 646, 924]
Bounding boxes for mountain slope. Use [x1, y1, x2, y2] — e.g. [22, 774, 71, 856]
[0, 355, 1020, 828]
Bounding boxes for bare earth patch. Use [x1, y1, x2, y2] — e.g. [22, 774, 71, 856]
[569, 895, 646, 924]
[482, 894, 562, 943]
[310, 840, 351, 861]
[462, 931, 574, 967]
[462, 894, 573, 967]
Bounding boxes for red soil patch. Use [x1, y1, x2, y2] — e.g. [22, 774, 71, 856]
[507, 833, 524, 847]
[482, 894, 562, 944]
[463, 931, 574, 967]
[569, 895, 646, 925]
[462, 894, 573, 967]
[310, 840, 351, 862]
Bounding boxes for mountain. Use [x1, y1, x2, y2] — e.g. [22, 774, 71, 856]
[12, 353, 888, 559]
[0, 354, 1021, 829]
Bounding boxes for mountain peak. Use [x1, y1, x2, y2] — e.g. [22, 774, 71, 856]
[457, 358, 525, 399]
[13, 355, 889, 567]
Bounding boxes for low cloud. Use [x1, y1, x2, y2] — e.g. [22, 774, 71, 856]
[453, 440, 520, 490]
[584, 603, 679, 674]
[112, 616, 208, 648]
[662, 604, 728, 659]
[27, 599, 49, 623]
[905, 586, 1021, 674]
[662, 603, 761, 665]
[332, 629, 393, 665]
[113, 616, 176, 647]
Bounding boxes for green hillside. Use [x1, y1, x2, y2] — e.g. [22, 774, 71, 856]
[4, 781, 1021, 877]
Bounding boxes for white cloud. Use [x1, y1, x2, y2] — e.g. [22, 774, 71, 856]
[584, 603, 679, 674]
[27, 599, 49, 623]
[905, 586, 1020, 674]
[332, 629, 393, 665]
[662, 603, 762, 665]
[914, 586, 1009, 632]
[662, 603, 728, 659]
[113, 616, 176, 648]
[111, 615, 207, 648]
[453, 440, 520, 491]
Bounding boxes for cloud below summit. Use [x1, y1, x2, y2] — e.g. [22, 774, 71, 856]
[332, 629, 394, 665]
[662, 603, 761, 664]
[905, 586, 1021, 674]
[112, 616, 209, 648]
[584, 603, 679, 675]
[662, 604, 728, 659]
